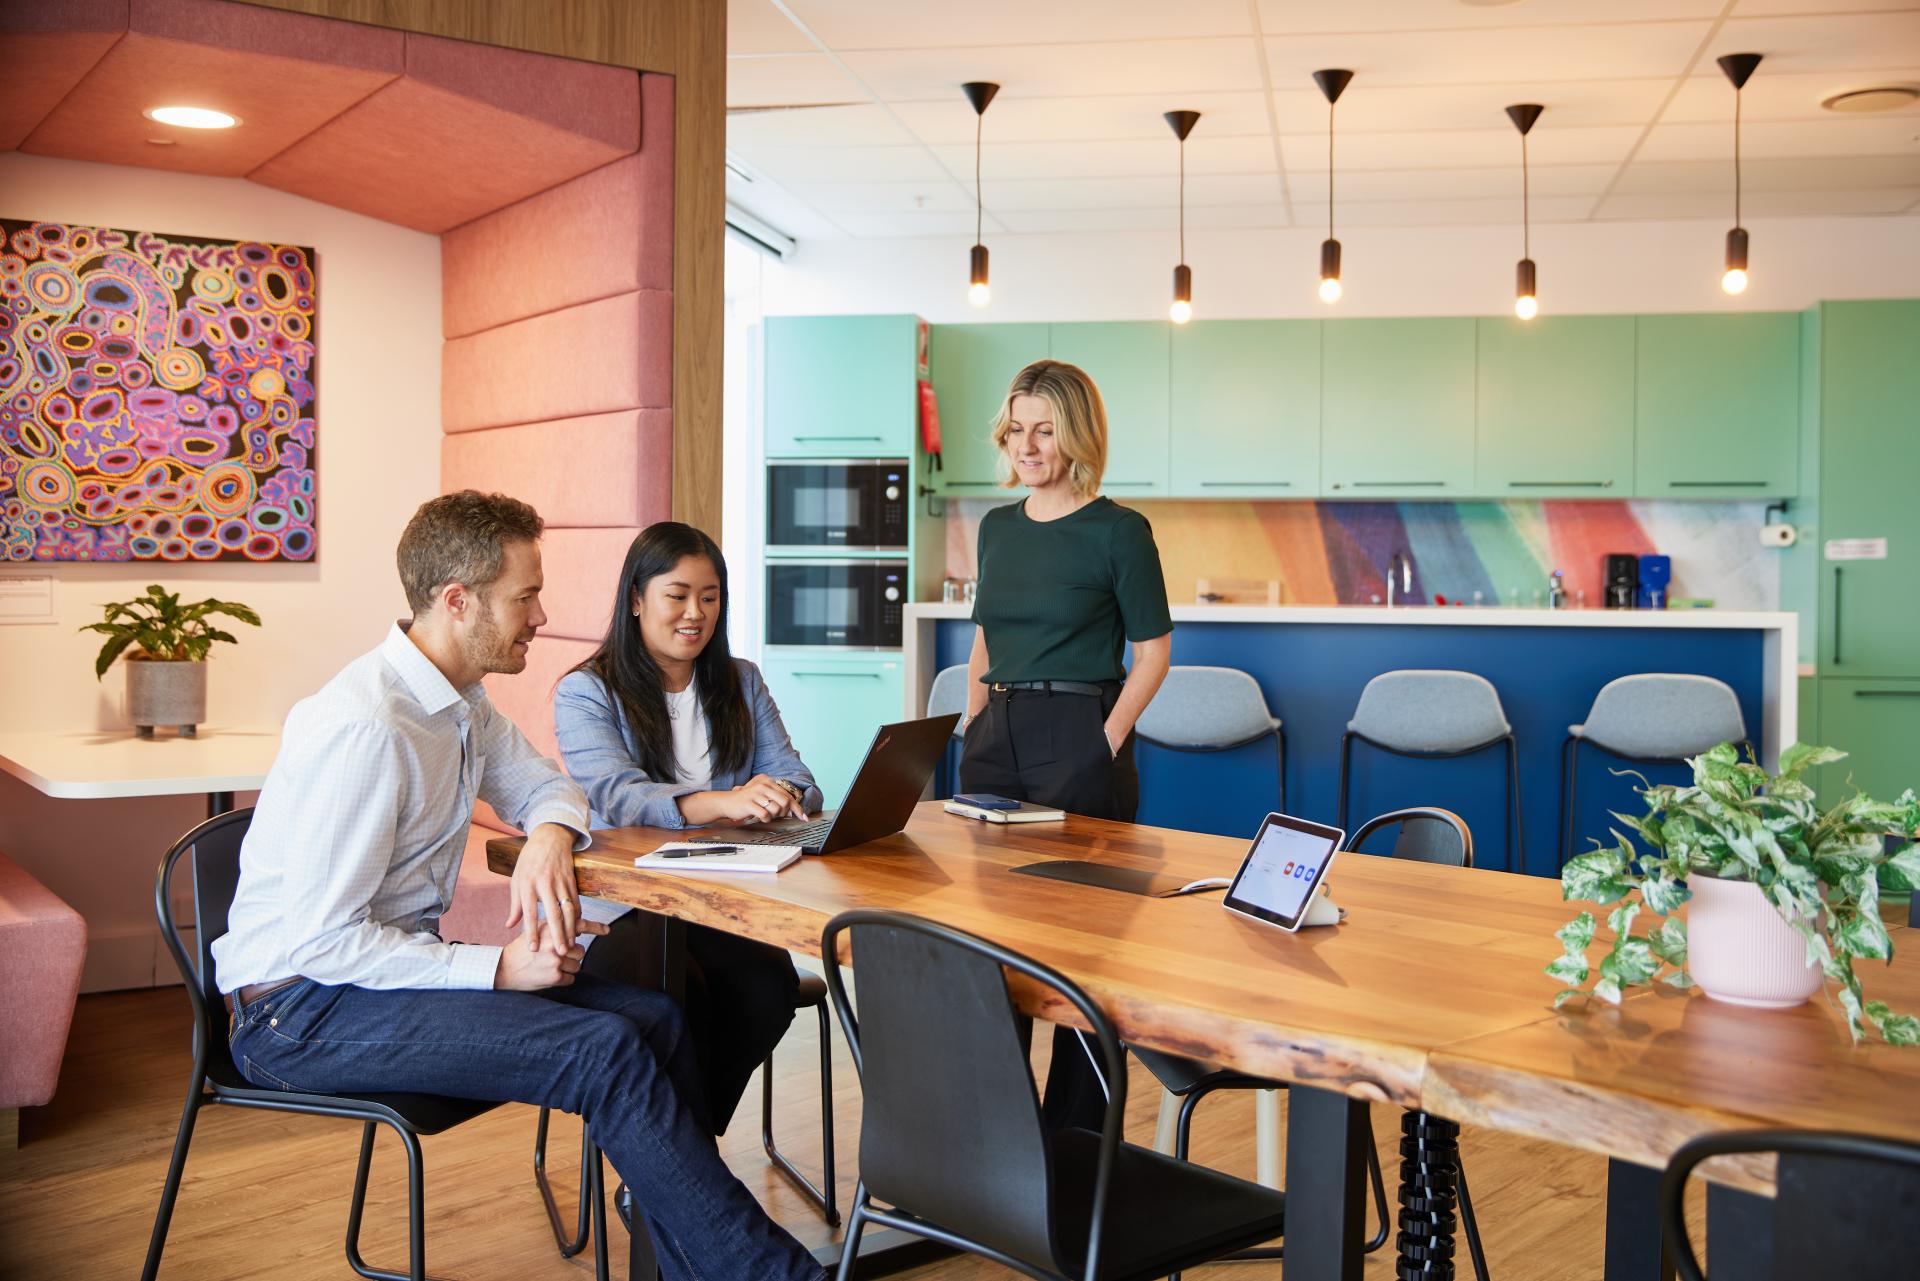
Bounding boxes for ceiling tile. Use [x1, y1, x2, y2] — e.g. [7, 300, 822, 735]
[889, 91, 1272, 145]
[1634, 117, 1920, 163]
[1256, 0, 1722, 34]
[840, 37, 1266, 102]
[1289, 163, 1619, 202]
[780, 0, 1254, 48]
[727, 102, 909, 147]
[728, 0, 814, 55]
[728, 52, 867, 108]
[1711, 10, 1920, 75]
[788, 171, 1286, 213]
[1608, 153, 1920, 196]
[731, 142, 954, 185]
[1280, 125, 1641, 171]
[825, 209, 982, 238]
[784, 180, 976, 213]
[1592, 188, 1920, 220]
[1001, 203, 1294, 233]
[0, 0, 124, 153]
[1271, 79, 1670, 134]
[1726, 0, 1916, 13]
[928, 134, 1279, 182]
[1664, 66, 1920, 123]
[1332, 194, 1597, 227]
[1261, 21, 1710, 87]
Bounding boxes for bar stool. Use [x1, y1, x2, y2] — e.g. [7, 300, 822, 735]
[1559, 674, 1747, 865]
[1135, 665, 1286, 813]
[1338, 670, 1523, 872]
[925, 663, 971, 797]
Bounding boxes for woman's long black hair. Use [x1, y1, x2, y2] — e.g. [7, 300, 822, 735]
[571, 522, 753, 782]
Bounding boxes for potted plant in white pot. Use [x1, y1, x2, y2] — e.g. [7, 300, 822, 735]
[1547, 741, 1920, 1045]
[81, 585, 261, 738]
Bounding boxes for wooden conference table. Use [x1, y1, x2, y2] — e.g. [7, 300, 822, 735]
[490, 803, 1920, 1280]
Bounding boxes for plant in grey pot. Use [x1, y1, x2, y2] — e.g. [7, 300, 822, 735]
[1547, 742, 1920, 1045]
[81, 585, 261, 738]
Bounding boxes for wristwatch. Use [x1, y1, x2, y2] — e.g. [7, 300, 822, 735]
[773, 778, 806, 805]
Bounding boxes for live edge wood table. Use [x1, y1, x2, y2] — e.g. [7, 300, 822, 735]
[490, 803, 1920, 1281]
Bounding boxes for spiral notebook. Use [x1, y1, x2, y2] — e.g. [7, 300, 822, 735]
[943, 799, 1066, 824]
[635, 842, 803, 873]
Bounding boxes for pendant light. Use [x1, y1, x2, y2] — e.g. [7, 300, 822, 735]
[962, 80, 999, 307]
[1165, 109, 1200, 324]
[1312, 69, 1353, 303]
[1506, 103, 1543, 320]
[1717, 53, 1762, 295]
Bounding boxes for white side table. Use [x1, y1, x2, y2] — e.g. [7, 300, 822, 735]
[0, 728, 280, 818]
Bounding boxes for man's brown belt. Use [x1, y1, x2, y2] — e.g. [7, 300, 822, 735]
[224, 976, 300, 1014]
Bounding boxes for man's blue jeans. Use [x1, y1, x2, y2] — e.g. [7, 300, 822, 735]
[228, 972, 823, 1281]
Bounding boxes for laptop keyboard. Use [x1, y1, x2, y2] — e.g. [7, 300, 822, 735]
[686, 819, 833, 849]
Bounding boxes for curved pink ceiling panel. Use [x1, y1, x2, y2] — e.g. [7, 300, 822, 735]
[0, 0, 127, 152]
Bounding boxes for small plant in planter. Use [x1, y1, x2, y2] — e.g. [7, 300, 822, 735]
[1547, 741, 1920, 1045]
[80, 585, 261, 737]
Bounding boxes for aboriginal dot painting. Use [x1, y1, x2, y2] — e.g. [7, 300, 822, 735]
[0, 218, 317, 562]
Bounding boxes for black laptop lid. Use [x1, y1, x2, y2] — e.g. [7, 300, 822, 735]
[819, 713, 962, 853]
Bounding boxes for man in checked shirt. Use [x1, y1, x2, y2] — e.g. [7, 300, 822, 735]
[211, 490, 825, 1281]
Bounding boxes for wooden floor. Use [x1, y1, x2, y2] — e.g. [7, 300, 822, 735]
[1, 985, 1704, 1279]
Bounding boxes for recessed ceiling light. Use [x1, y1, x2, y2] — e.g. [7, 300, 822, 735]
[1820, 85, 1920, 113]
[143, 106, 240, 129]
[146, 138, 177, 147]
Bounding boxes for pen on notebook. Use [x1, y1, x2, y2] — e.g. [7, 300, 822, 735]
[661, 846, 741, 858]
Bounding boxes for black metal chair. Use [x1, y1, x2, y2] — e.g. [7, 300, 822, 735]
[1134, 807, 1491, 1281]
[1660, 1129, 1920, 1280]
[822, 908, 1288, 1281]
[141, 808, 609, 1281]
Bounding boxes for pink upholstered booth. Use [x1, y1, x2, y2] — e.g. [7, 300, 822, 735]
[0, 850, 88, 1136]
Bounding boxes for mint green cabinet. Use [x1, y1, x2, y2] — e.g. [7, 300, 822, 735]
[1816, 300, 1920, 678]
[759, 650, 904, 809]
[927, 323, 1045, 494]
[1815, 679, 1920, 804]
[1049, 322, 1170, 495]
[1169, 321, 1320, 496]
[1475, 316, 1634, 497]
[1634, 313, 1799, 497]
[1321, 318, 1476, 497]
[765, 315, 920, 457]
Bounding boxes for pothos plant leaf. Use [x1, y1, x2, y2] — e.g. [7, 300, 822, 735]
[1545, 741, 1920, 1045]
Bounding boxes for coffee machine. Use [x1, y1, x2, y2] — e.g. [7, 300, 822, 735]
[1637, 554, 1672, 610]
[1604, 554, 1639, 610]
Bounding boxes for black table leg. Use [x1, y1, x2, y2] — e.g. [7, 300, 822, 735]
[622, 917, 688, 1281]
[1604, 1159, 1676, 1281]
[1284, 1083, 1371, 1280]
[207, 791, 234, 818]
[1396, 1109, 1466, 1279]
[1705, 1183, 1772, 1279]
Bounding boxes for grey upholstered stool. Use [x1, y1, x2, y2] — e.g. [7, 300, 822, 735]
[925, 664, 972, 798]
[1135, 665, 1286, 812]
[1338, 670, 1522, 872]
[1559, 674, 1748, 865]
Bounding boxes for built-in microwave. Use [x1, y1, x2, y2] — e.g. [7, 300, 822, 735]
[766, 559, 906, 649]
[766, 459, 909, 551]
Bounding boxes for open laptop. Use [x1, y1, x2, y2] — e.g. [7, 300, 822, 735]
[684, 713, 962, 855]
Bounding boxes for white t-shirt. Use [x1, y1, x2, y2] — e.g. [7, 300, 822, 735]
[580, 679, 712, 935]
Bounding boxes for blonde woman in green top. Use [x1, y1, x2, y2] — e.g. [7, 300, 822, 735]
[960, 358, 1174, 1128]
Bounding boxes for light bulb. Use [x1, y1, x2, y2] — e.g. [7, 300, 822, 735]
[1514, 294, 1538, 320]
[968, 282, 991, 307]
[1318, 276, 1343, 303]
[144, 106, 239, 129]
[1169, 298, 1193, 325]
[1721, 268, 1749, 295]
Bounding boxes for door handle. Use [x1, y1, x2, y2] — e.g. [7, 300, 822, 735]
[1853, 689, 1920, 699]
[1832, 566, 1843, 666]
[1350, 480, 1446, 488]
[1507, 480, 1612, 488]
[1199, 481, 1291, 488]
[793, 435, 885, 443]
[1669, 480, 1768, 489]
[791, 671, 884, 679]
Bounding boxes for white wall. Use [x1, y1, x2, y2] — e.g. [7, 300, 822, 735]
[759, 214, 1920, 321]
[0, 152, 442, 991]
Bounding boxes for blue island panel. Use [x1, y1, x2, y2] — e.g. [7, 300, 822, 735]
[932, 619, 1766, 879]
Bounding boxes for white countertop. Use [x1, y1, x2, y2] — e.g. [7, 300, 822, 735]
[0, 727, 281, 799]
[905, 602, 1797, 630]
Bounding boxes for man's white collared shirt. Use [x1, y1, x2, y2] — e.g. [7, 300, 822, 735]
[211, 624, 590, 993]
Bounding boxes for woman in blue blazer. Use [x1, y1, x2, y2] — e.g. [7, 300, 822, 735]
[555, 521, 818, 1133]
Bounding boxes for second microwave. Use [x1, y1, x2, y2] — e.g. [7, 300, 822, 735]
[767, 458, 909, 551]
[766, 559, 906, 649]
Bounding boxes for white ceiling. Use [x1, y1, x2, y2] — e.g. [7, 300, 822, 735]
[723, 0, 1920, 241]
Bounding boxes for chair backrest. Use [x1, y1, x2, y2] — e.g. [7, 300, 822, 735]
[1348, 669, 1510, 754]
[1575, 674, 1747, 759]
[155, 809, 256, 1086]
[1134, 666, 1278, 750]
[926, 664, 972, 736]
[1349, 807, 1473, 867]
[1661, 1129, 1920, 1281]
[822, 909, 1128, 1280]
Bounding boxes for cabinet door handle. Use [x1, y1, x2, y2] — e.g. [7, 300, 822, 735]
[1854, 689, 1920, 699]
[1199, 481, 1291, 488]
[792, 671, 884, 679]
[1105, 481, 1155, 487]
[1507, 480, 1612, 488]
[1832, 566, 1843, 667]
[793, 434, 886, 443]
[944, 481, 1001, 488]
[1669, 480, 1768, 489]
[1351, 480, 1447, 488]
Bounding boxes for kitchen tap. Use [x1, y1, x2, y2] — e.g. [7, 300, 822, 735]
[1387, 552, 1412, 608]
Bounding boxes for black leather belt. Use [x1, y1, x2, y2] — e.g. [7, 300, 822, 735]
[989, 680, 1112, 697]
[224, 976, 300, 1015]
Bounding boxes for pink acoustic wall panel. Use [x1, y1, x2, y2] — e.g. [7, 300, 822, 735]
[439, 73, 673, 339]
[0, 0, 127, 153]
[440, 410, 672, 530]
[249, 32, 639, 233]
[536, 526, 645, 643]
[20, 0, 402, 175]
[440, 292, 672, 432]
[483, 634, 594, 762]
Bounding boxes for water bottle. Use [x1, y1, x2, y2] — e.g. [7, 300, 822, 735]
[1548, 569, 1568, 611]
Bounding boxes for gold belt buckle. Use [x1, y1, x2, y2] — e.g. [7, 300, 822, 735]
[992, 682, 1008, 692]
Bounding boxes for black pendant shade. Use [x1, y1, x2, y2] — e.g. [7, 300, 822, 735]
[1313, 69, 1353, 303]
[963, 80, 999, 306]
[1165, 110, 1200, 324]
[1717, 53, 1761, 295]
[1506, 103, 1543, 319]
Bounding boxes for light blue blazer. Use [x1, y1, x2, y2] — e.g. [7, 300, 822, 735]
[553, 661, 823, 830]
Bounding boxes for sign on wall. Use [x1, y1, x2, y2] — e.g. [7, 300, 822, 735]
[0, 218, 317, 562]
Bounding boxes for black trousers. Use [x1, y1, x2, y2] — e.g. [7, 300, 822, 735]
[580, 908, 800, 1136]
[959, 682, 1136, 1131]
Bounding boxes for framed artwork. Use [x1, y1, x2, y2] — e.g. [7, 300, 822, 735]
[0, 218, 317, 562]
